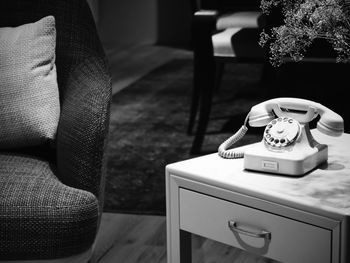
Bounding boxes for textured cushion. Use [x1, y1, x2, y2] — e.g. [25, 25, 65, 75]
[0, 15, 60, 149]
[0, 153, 99, 259]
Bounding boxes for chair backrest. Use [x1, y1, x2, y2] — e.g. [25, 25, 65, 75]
[191, 0, 261, 12]
[189, 0, 284, 31]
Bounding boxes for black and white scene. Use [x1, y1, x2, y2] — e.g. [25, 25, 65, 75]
[0, 0, 350, 262]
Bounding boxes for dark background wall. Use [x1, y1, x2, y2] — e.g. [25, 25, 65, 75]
[94, 0, 192, 48]
[156, 0, 192, 48]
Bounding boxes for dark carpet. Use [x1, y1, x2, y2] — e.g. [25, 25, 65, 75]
[103, 58, 266, 215]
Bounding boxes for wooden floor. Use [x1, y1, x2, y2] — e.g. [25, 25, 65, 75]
[95, 213, 277, 263]
[95, 44, 277, 263]
[95, 213, 166, 263]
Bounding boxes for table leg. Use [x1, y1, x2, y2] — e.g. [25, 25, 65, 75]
[180, 230, 192, 263]
[167, 174, 192, 262]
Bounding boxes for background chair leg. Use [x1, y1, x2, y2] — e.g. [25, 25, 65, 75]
[187, 87, 199, 135]
[189, 10, 218, 154]
[190, 60, 215, 154]
[187, 61, 202, 135]
[190, 108, 210, 154]
[214, 61, 225, 92]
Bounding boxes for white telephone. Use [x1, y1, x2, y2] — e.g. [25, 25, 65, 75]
[218, 98, 344, 176]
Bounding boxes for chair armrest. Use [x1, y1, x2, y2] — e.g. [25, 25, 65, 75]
[56, 55, 112, 206]
[193, 9, 219, 32]
[216, 11, 266, 30]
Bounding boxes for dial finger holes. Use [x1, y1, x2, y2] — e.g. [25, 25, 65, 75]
[264, 117, 301, 148]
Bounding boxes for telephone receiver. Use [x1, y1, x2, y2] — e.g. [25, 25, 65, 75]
[248, 97, 343, 136]
[218, 97, 344, 176]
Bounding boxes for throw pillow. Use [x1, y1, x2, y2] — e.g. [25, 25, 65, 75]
[0, 15, 60, 149]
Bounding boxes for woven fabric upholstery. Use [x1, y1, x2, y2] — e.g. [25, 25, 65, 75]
[0, 15, 60, 149]
[0, 0, 112, 260]
[0, 153, 98, 259]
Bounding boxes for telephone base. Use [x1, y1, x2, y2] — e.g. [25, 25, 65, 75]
[244, 142, 328, 176]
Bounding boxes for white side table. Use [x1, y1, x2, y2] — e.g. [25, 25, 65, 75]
[166, 130, 350, 263]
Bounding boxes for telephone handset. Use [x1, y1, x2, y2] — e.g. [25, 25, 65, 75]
[218, 98, 344, 176]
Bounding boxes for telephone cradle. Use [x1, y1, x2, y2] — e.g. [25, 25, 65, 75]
[244, 123, 328, 175]
[218, 98, 344, 176]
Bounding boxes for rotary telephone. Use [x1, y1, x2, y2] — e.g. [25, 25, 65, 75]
[218, 98, 344, 176]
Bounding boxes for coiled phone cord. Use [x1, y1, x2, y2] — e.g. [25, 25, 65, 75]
[218, 114, 249, 159]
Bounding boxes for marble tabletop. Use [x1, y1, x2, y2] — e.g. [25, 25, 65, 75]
[167, 129, 350, 219]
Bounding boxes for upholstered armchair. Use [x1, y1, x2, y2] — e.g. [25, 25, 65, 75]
[0, 0, 111, 262]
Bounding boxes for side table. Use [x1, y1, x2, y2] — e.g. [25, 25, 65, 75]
[166, 130, 350, 263]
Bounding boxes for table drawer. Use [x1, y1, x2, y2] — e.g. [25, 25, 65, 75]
[179, 188, 332, 263]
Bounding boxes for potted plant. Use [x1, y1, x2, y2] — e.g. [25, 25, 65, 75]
[259, 0, 350, 66]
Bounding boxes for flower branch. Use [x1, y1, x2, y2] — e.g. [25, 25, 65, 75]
[259, 0, 350, 66]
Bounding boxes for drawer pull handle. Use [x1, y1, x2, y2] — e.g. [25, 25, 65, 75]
[228, 220, 271, 240]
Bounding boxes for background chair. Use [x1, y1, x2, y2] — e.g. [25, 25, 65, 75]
[188, 0, 273, 154]
[0, 0, 111, 262]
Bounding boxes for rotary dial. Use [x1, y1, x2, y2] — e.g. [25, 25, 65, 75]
[263, 117, 301, 148]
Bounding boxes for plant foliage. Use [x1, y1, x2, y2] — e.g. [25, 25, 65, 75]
[259, 0, 350, 66]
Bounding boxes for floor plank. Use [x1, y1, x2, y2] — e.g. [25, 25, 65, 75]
[96, 213, 279, 263]
[95, 213, 166, 263]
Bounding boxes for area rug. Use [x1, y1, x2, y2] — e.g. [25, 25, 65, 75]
[103, 58, 265, 215]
